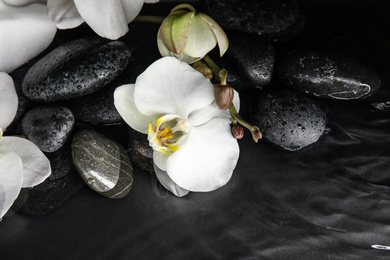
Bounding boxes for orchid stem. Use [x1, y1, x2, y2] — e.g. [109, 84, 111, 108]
[229, 104, 262, 143]
[203, 55, 262, 143]
[132, 16, 165, 24]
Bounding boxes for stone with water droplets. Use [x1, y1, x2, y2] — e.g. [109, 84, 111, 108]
[227, 32, 275, 89]
[204, 0, 304, 40]
[251, 90, 327, 151]
[71, 130, 133, 199]
[21, 106, 75, 152]
[278, 50, 381, 99]
[22, 38, 131, 102]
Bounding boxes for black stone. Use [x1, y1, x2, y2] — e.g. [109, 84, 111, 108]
[72, 130, 134, 199]
[127, 128, 154, 173]
[227, 32, 275, 89]
[251, 90, 327, 151]
[21, 106, 75, 152]
[45, 143, 74, 181]
[278, 50, 381, 100]
[203, 0, 304, 40]
[22, 38, 131, 102]
[13, 171, 85, 216]
[67, 60, 143, 125]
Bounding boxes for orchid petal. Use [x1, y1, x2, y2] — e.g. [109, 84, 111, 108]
[73, 0, 128, 40]
[199, 13, 229, 57]
[189, 89, 240, 127]
[134, 57, 215, 118]
[3, 0, 46, 6]
[0, 152, 23, 218]
[0, 73, 18, 130]
[153, 150, 169, 171]
[154, 164, 189, 197]
[47, 0, 84, 29]
[183, 14, 217, 58]
[0, 2, 57, 73]
[120, 0, 144, 24]
[0, 136, 51, 187]
[166, 118, 239, 192]
[114, 84, 161, 134]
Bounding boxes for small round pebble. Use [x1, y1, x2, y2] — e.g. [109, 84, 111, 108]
[251, 90, 328, 151]
[21, 106, 75, 153]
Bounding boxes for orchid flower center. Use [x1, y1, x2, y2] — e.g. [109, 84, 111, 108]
[147, 114, 190, 154]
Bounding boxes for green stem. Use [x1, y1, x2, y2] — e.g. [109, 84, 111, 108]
[229, 102, 262, 143]
[202, 55, 221, 77]
[132, 15, 165, 24]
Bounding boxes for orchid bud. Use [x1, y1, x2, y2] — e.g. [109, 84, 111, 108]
[232, 125, 244, 139]
[157, 4, 229, 64]
[214, 84, 234, 110]
[192, 61, 213, 79]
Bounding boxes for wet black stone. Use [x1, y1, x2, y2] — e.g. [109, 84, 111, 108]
[278, 50, 381, 100]
[251, 90, 327, 151]
[227, 32, 275, 89]
[22, 38, 131, 102]
[21, 106, 75, 152]
[45, 143, 74, 181]
[13, 171, 85, 216]
[127, 128, 154, 173]
[203, 0, 304, 40]
[67, 60, 143, 125]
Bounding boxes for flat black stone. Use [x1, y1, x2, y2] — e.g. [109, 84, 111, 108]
[278, 50, 381, 99]
[12, 171, 84, 216]
[227, 32, 275, 89]
[203, 0, 304, 40]
[251, 90, 327, 151]
[22, 38, 131, 102]
[21, 106, 75, 153]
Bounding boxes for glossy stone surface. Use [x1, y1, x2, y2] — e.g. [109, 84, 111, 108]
[21, 106, 75, 152]
[251, 90, 327, 151]
[127, 128, 154, 173]
[204, 0, 304, 40]
[72, 130, 133, 199]
[278, 50, 381, 99]
[227, 32, 275, 89]
[22, 38, 131, 102]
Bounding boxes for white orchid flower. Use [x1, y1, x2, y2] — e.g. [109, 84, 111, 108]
[0, 72, 51, 219]
[47, 0, 159, 40]
[0, 0, 57, 73]
[114, 57, 240, 197]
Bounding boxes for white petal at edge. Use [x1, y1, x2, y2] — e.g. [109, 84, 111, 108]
[135, 57, 215, 118]
[47, 0, 84, 29]
[74, 0, 128, 40]
[3, 0, 46, 7]
[120, 0, 144, 23]
[0, 137, 51, 187]
[166, 118, 239, 192]
[0, 152, 23, 218]
[154, 164, 189, 197]
[114, 84, 161, 134]
[0, 2, 57, 73]
[0, 72, 18, 130]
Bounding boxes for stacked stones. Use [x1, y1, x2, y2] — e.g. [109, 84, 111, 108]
[7, 0, 385, 214]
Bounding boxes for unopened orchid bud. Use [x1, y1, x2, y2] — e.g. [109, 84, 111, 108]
[192, 61, 213, 79]
[215, 84, 234, 110]
[232, 125, 244, 139]
[157, 4, 229, 64]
